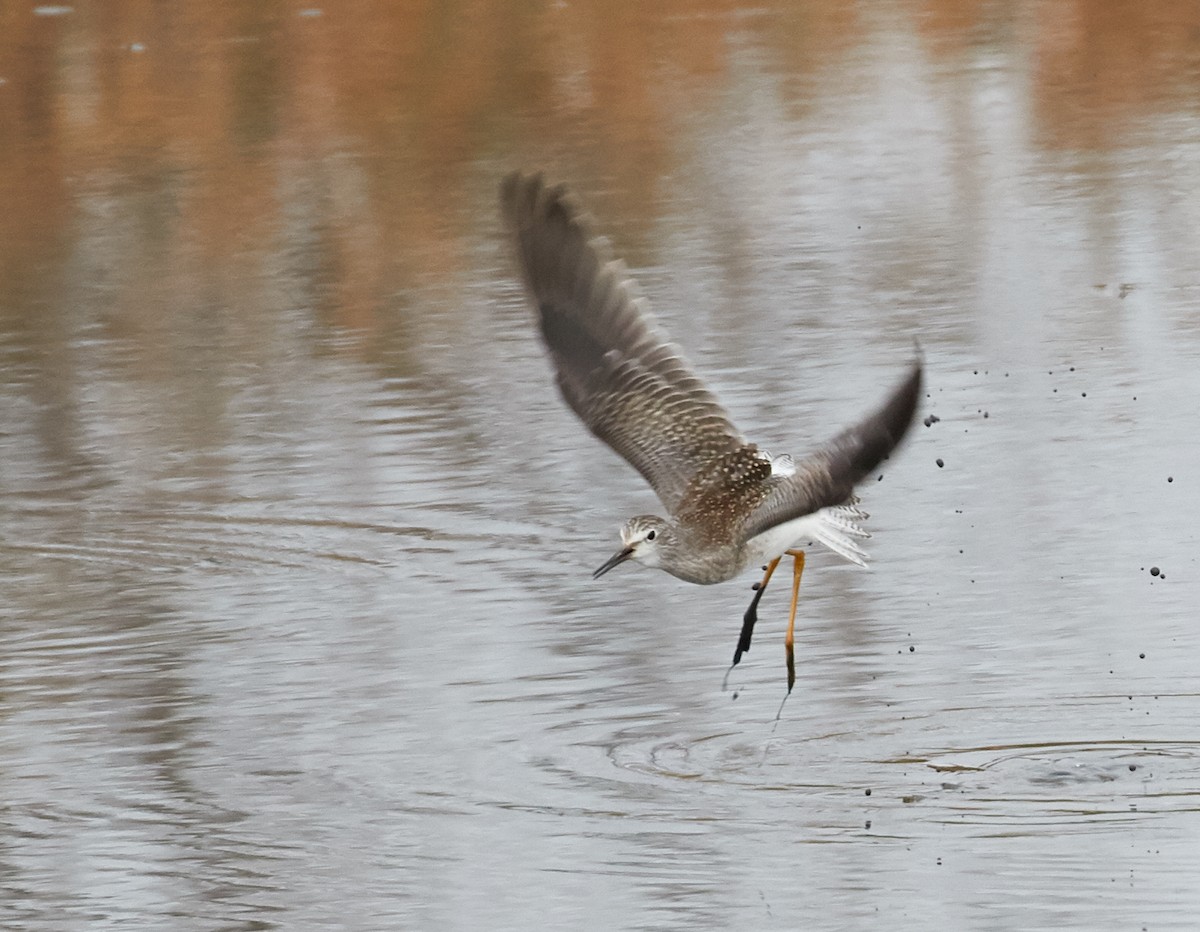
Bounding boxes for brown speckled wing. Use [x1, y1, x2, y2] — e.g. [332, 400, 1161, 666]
[671, 446, 774, 545]
[501, 171, 746, 514]
[738, 359, 923, 543]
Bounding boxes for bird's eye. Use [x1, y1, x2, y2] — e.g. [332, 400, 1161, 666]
[646, 530, 656, 541]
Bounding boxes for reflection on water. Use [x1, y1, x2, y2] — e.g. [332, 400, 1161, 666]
[2, 1, 1199, 929]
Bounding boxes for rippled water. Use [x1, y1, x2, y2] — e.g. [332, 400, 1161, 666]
[2, 2, 1199, 929]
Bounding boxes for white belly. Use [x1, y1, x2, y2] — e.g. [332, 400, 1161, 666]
[744, 506, 870, 569]
[745, 513, 827, 564]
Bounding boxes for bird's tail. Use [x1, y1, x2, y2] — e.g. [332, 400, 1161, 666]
[812, 501, 871, 567]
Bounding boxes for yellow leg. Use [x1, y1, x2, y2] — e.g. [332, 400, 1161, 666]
[723, 556, 783, 691]
[758, 555, 783, 591]
[730, 557, 781, 665]
[783, 549, 806, 694]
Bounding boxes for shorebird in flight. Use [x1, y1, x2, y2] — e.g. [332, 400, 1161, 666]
[501, 171, 922, 695]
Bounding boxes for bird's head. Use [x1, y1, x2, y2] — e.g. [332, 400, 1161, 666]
[593, 515, 674, 578]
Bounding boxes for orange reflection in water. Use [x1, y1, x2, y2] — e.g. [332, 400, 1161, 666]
[0, 0, 1196, 339]
[1030, 0, 1200, 149]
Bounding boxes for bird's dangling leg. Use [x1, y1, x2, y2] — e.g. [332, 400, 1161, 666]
[783, 549, 806, 692]
[773, 549, 807, 722]
[722, 556, 782, 691]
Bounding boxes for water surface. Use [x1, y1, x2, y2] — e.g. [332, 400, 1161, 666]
[1, 2, 1199, 929]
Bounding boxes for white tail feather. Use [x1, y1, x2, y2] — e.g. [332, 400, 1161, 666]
[812, 505, 871, 567]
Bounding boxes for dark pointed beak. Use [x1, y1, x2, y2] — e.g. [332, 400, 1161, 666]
[593, 546, 633, 579]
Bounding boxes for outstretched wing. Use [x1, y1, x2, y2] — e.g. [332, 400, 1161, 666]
[737, 358, 923, 545]
[501, 171, 746, 514]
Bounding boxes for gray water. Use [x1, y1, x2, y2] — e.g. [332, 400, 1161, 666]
[2, 2, 1199, 929]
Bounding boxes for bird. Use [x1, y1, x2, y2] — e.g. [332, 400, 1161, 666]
[500, 171, 922, 695]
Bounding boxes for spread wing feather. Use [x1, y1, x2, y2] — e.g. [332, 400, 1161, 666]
[501, 171, 746, 514]
[738, 360, 923, 544]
